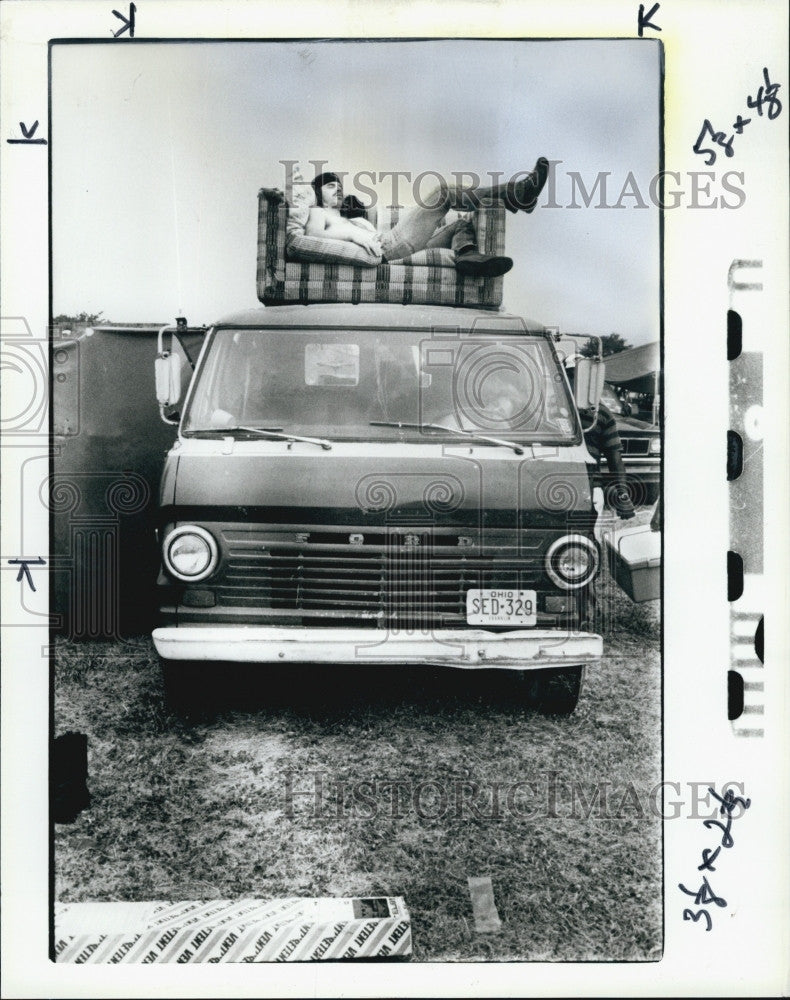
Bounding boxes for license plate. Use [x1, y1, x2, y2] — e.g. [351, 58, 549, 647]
[466, 589, 537, 626]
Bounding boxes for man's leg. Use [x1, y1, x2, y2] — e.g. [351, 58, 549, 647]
[384, 213, 512, 277]
[380, 191, 453, 261]
[380, 194, 490, 259]
[448, 157, 550, 214]
[424, 217, 476, 252]
[425, 217, 513, 278]
[380, 158, 549, 260]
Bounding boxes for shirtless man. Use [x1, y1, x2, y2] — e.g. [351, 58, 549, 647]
[306, 174, 383, 257]
[305, 159, 549, 278]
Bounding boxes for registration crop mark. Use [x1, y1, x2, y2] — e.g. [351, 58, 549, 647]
[466, 589, 536, 626]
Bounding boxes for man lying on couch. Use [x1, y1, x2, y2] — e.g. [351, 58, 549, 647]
[298, 160, 549, 279]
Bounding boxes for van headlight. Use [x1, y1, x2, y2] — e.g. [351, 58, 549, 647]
[163, 525, 219, 582]
[545, 535, 599, 590]
[649, 437, 661, 454]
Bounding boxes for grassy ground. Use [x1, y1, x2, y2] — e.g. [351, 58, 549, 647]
[54, 567, 661, 962]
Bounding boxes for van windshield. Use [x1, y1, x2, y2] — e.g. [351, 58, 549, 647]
[182, 328, 578, 444]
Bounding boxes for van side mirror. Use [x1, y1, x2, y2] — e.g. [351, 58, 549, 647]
[155, 352, 182, 407]
[573, 357, 605, 410]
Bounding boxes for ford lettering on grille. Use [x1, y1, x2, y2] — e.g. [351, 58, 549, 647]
[215, 525, 551, 628]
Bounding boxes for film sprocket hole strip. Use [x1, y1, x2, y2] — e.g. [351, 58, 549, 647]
[727, 261, 765, 736]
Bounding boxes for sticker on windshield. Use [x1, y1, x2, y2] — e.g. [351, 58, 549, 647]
[305, 343, 360, 386]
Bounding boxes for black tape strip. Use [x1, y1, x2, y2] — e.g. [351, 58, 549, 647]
[727, 430, 743, 481]
[727, 670, 745, 720]
[727, 551, 744, 602]
[53, 732, 90, 824]
[727, 309, 742, 361]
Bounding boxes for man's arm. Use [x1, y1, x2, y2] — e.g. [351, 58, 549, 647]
[600, 442, 636, 520]
[593, 404, 636, 519]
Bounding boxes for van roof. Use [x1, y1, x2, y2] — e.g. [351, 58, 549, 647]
[214, 303, 547, 335]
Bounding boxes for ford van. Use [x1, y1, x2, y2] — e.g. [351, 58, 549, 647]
[152, 303, 606, 714]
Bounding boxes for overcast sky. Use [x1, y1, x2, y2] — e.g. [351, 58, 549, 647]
[52, 39, 660, 345]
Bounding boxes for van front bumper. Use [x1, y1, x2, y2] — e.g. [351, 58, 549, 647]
[152, 626, 602, 670]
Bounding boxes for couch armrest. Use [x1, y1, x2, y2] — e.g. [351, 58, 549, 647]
[470, 204, 506, 257]
[259, 186, 286, 205]
[257, 189, 288, 285]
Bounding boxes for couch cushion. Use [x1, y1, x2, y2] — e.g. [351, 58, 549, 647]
[388, 248, 456, 267]
[286, 233, 382, 267]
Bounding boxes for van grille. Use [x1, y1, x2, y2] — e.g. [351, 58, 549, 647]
[213, 525, 549, 626]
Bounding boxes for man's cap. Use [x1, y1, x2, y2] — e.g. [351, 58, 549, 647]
[311, 172, 343, 195]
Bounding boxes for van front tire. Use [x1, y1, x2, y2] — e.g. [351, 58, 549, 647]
[160, 657, 209, 717]
[515, 665, 585, 715]
[534, 665, 585, 715]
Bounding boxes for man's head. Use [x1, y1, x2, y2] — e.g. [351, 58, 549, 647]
[311, 172, 343, 208]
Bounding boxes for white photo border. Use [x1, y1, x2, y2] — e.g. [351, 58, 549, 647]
[1, 1, 788, 997]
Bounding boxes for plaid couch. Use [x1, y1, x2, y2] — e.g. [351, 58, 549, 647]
[256, 187, 507, 309]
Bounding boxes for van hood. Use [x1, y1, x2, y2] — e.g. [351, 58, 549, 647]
[161, 440, 594, 529]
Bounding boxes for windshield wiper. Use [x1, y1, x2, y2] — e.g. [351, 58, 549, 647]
[370, 420, 524, 455]
[188, 426, 283, 437]
[235, 425, 333, 450]
[189, 426, 332, 449]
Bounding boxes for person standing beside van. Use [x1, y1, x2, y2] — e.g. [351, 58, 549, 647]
[565, 356, 636, 520]
[583, 401, 636, 520]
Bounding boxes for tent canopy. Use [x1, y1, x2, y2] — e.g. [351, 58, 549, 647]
[603, 342, 659, 393]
